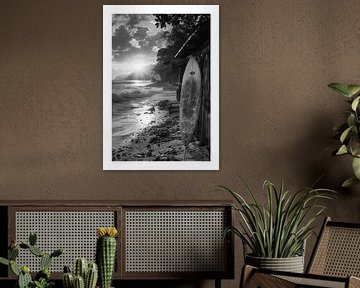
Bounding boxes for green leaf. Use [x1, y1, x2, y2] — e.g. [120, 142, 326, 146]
[347, 114, 356, 129]
[0, 257, 9, 266]
[347, 85, 360, 97]
[29, 232, 37, 246]
[349, 136, 360, 156]
[50, 248, 63, 257]
[340, 126, 353, 143]
[10, 261, 20, 276]
[352, 96, 360, 111]
[328, 83, 351, 97]
[221, 179, 335, 258]
[19, 243, 29, 249]
[8, 247, 19, 261]
[342, 177, 360, 188]
[352, 157, 360, 179]
[40, 254, 51, 270]
[336, 145, 348, 155]
[29, 246, 44, 257]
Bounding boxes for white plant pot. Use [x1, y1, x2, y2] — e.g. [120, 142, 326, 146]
[245, 254, 305, 273]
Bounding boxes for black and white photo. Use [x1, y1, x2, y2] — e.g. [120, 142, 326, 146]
[103, 5, 219, 170]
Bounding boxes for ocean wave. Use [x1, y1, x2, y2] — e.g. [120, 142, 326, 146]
[113, 89, 148, 103]
[112, 87, 162, 104]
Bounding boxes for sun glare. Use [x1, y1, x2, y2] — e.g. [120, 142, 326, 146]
[131, 59, 147, 72]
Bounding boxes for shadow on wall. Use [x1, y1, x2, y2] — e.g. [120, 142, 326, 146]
[263, 111, 360, 266]
[266, 112, 353, 191]
[302, 114, 360, 222]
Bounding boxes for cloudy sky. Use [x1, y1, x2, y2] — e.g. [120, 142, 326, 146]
[112, 14, 168, 79]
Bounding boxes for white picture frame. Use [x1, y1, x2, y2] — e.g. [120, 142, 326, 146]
[103, 5, 219, 170]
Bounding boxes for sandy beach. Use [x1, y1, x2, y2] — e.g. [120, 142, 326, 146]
[112, 83, 209, 161]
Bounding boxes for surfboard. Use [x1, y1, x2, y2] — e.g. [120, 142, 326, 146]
[180, 56, 202, 147]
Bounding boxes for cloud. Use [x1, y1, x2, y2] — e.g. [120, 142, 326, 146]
[112, 25, 132, 51]
[111, 15, 166, 64]
[112, 15, 129, 32]
[129, 38, 141, 49]
[126, 15, 140, 29]
[134, 26, 149, 41]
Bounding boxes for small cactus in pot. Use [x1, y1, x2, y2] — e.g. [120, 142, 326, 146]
[62, 259, 98, 288]
[96, 227, 118, 288]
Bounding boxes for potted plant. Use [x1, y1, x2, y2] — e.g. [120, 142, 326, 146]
[220, 179, 334, 273]
[96, 227, 118, 288]
[62, 258, 98, 288]
[328, 83, 360, 187]
[0, 232, 64, 288]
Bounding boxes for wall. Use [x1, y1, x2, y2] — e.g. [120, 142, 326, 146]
[1, 0, 360, 287]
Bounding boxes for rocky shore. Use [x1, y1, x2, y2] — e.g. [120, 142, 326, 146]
[112, 98, 209, 162]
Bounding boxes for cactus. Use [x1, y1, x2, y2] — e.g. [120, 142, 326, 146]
[29, 232, 37, 246]
[96, 227, 118, 288]
[10, 260, 20, 276]
[0, 232, 64, 288]
[63, 272, 74, 288]
[29, 245, 44, 257]
[64, 265, 72, 273]
[85, 263, 98, 288]
[62, 265, 74, 288]
[41, 253, 52, 270]
[74, 258, 88, 279]
[35, 268, 50, 282]
[63, 260, 98, 288]
[74, 275, 85, 288]
[19, 243, 30, 249]
[9, 246, 19, 260]
[18, 270, 32, 288]
[51, 248, 64, 258]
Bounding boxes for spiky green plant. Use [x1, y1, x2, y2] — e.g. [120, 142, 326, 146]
[328, 83, 360, 187]
[74, 258, 88, 280]
[63, 260, 98, 288]
[32, 278, 54, 288]
[63, 275, 73, 288]
[73, 275, 85, 288]
[85, 262, 98, 288]
[0, 232, 63, 288]
[220, 178, 335, 258]
[96, 227, 117, 288]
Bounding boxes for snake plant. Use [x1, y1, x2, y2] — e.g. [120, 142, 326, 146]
[220, 178, 335, 258]
[328, 83, 360, 187]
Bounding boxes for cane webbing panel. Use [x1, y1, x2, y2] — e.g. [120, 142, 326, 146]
[15, 211, 115, 272]
[248, 273, 297, 288]
[309, 226, 360, 277]
[125, 210, 227, 273]
[277, 275, 345, 288]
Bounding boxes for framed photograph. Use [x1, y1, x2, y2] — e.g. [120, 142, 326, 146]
[103, 5, 219, 170]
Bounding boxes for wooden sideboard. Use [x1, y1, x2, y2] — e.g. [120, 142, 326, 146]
[0, 201, 234, 288]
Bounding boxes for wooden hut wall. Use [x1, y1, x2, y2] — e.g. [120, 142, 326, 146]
[195, 44, 211, 147]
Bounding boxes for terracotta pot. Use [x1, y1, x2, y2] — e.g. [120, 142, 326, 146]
[245, 254, 304, 273]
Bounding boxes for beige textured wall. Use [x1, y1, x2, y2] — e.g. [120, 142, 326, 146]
[1, 0, 360, 287]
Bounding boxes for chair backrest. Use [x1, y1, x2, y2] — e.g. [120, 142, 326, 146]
[307, 217, 360, 277]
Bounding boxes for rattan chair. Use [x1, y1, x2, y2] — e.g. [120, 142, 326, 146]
[241, 217, 360, 288]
